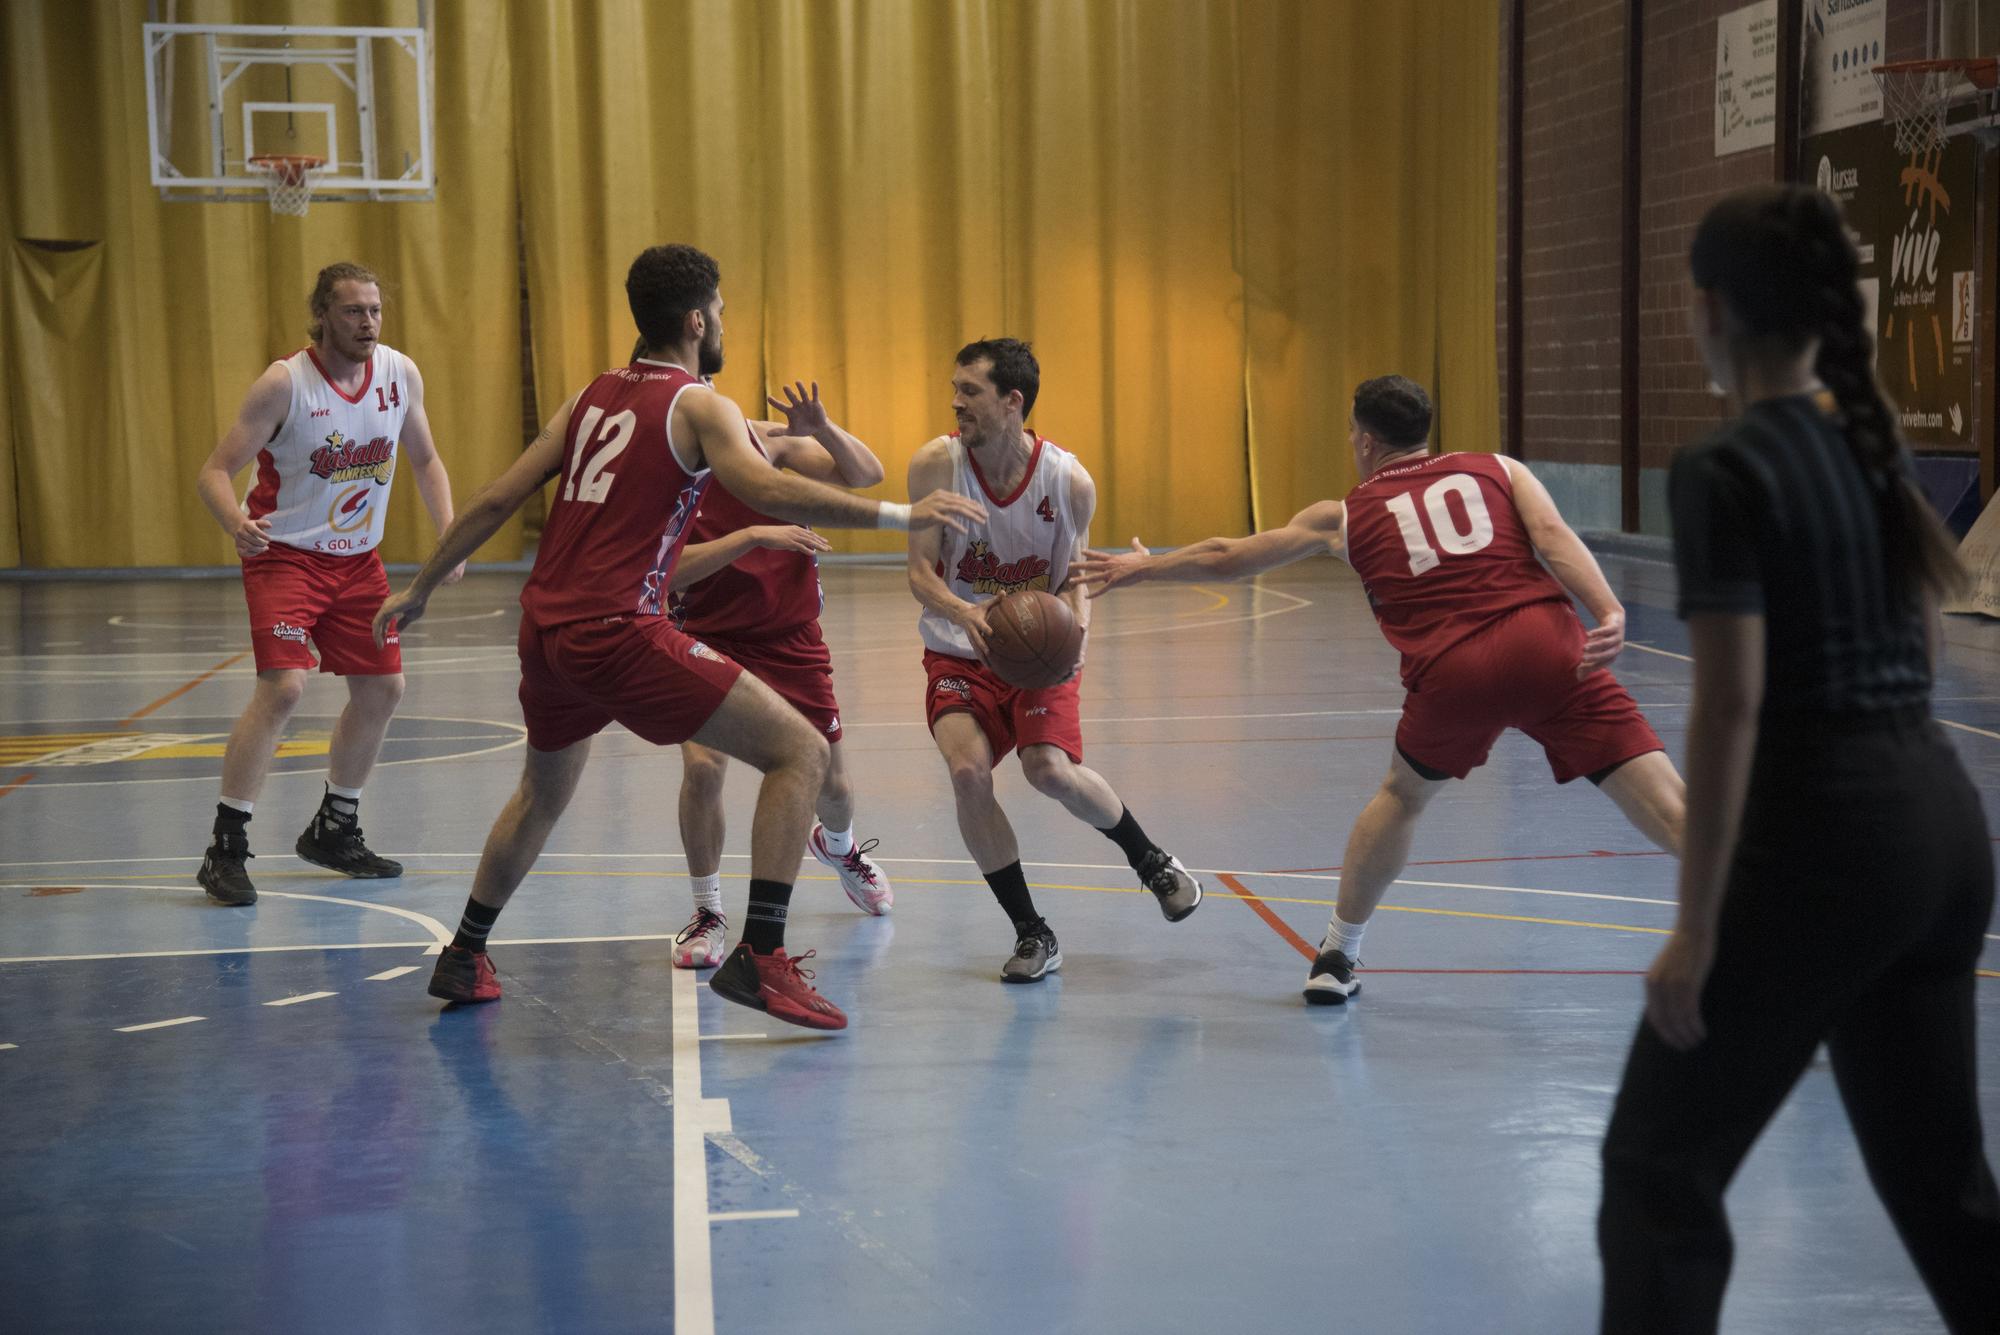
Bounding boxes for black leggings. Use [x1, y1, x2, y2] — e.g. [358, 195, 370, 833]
[1598, 711, 2000, 1334]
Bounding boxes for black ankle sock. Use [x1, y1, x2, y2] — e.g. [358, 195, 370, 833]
[451, 898, 502, 954]
[1097, 807, 1158, 872]
[213, 804, 250, 845]
[983, 861, 1041, 935]
[744, 878, 794, 953]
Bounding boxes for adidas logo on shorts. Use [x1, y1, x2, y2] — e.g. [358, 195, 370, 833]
[826, 717, 839, 733]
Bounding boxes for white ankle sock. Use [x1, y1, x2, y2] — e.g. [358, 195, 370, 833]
[219, 796, 254, 815]
[691, 873, 723, 916]
[1325, 913, 1368, 960]
[326, 782, 363, 801]
[819, 824, 856, 856]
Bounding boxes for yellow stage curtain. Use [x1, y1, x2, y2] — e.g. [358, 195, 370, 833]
[0, 0, 522, 569]
[0, 0, 1495, 568]
[1238, 0, 1502, 525]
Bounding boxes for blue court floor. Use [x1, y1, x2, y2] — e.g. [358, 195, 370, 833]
[1, 554, 1996, 1334]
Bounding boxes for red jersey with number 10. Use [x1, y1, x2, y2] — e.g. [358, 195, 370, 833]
[1342, 452, 1569, 687]
[520, 360, 713, 629]
[670, 430, 824, 638]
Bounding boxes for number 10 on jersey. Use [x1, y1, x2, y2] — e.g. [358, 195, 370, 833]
[1382, 475, 1495, 574]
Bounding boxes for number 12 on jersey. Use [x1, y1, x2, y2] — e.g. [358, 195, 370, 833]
[563, 406, 636, 505]
[1382, 475, 1495, 574]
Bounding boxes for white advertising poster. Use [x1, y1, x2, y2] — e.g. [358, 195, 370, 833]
[1716, 1, 1779, 155]
[1802, 0, 1888, 135]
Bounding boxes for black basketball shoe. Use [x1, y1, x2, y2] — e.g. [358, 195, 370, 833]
[295, 808, 403, 878]
[197, 830, 257, 906]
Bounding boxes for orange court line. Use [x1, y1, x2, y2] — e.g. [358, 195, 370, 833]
[0, 773, 36, 801]
[121, 652, 249, 725]
[1216, 872, 1317, 960]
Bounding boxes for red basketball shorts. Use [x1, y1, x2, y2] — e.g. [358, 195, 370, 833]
[240, 543, 402, 675]
[923, 650, 1083, 766]
[517, 613, 743, 753]
[691, 620, 842, 743]
[1397, 599, 1663, 784]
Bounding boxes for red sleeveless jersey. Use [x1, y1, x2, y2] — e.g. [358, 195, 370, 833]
[670, 433, 824, 638]
[519, 360, 713, 628]
[1342, 452, 1569, 686]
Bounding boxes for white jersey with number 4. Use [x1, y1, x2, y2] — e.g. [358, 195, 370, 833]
[918, 433, 1085, 659]
[245, 344, 416, 556]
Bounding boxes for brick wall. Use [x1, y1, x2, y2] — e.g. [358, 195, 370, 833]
[1519, 0, 1626, 471]
[1506, 0, 1956, 531]
[1636, 0, 1777, 488]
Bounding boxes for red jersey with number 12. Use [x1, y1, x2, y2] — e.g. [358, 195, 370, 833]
[520, 360, 713, 628]
[1343, 452, 1569, 687]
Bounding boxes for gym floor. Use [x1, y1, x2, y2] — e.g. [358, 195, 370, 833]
[2, 554, 1996, 1334]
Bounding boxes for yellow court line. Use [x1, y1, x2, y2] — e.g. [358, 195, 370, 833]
[71, 868, 1673, 937]
[1176, 585, 1232, 616]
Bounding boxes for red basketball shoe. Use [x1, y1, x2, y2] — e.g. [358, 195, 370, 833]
[708, 944, 848, 1031]
[428, 946, 501, 1004]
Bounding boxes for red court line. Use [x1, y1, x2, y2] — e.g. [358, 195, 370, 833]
[1264, 849, 1672, 875]
[121, 652, 249, 725]
[1215, 872, 1316, 959]
[0, 773, 36, 801]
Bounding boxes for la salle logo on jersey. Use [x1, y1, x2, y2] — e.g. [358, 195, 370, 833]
[954, 540, 1052, 594]
[309, 430, 395, 485]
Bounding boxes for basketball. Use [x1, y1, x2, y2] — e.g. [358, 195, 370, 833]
[980, 589, 1083, 689]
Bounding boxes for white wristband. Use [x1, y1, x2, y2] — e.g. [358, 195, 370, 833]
[876, 501, 912, 530]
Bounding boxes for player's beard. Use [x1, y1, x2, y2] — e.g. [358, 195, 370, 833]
[698, 328, 724, 378]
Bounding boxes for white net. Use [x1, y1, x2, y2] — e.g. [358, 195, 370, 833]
[1876, 67, 1956, 154]
[248, 157, 326, 217]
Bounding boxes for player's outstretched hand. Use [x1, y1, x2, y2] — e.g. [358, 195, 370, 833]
[1577, 608, 1626, 677]
[750, 524, 832, 555]
[1073, 537, 1152, 597]
[910, 490, 985, 534]
[233, 515, 273, 560]
[372, 587, 428, 649]
[1643, 926, 1714, 1051]
[765, 381, 830, 437]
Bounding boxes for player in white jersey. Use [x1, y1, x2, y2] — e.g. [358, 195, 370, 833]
[908, 338, 1202, 982]
[191, 262, 461, 906]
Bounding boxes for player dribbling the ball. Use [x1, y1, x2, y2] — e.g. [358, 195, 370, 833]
[907, 338, 1202, 983]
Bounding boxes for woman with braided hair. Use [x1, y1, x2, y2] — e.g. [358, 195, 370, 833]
[1597, 184, 2000, 1332]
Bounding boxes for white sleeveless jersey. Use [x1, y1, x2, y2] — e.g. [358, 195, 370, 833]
[918, 433, 1086, 658]
[244, 344, 417, 556]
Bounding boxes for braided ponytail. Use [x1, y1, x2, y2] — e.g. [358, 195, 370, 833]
[1692, 186, 1967, 601]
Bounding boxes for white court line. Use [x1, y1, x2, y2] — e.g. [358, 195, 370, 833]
[709, 1209, 800, 1222]
[263, 991, 337, 1007]
[672, 953, 727, 1335]
[0, 883, 453, 953]
[367, 965, 421, 981]
[699, 1032, 772, 1042]
[0, 941, 432, 965]
[1939, 718, 2000, 743]
[0, 1043, 17, 1051]
[116, 1016, 205, 1032]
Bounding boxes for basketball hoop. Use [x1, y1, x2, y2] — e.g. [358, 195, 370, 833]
[1873, 58, 2000, 155]
[246, 153, 326, 217]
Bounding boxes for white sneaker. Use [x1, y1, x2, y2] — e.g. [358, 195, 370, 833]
[672, 907, 728, 969]
[808, 824, 893, 915]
